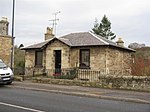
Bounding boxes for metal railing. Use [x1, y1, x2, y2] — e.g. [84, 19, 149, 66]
[13, 67, 131, 81]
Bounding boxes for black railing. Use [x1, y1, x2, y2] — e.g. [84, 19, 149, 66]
[13, 67, 131, 81]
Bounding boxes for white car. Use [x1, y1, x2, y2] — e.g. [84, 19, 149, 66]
[0, 59, 14, 84]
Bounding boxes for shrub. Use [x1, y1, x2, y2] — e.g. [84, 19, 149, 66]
[131, 56, 150, 76]
[54, 68, 78, 80]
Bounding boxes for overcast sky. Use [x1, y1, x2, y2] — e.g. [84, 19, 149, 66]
[0, 0, 150, 47]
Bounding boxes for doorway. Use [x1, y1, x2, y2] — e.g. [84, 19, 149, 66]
[54, 50, 61, 74]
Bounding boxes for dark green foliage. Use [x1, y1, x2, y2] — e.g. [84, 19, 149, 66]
[19, 44, 24, 48]
[14, 45, 25, 75]
[14, 45, 25, 68]
[92, 15, 116, 40]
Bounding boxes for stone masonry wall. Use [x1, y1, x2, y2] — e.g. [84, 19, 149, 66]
[90, 47, 106, 70]
[70, 46, 106, 70]
[46, 39, 70, 70]
[106, 47, 132, 75]
[0, 35, 11, 66]
[70, 48, 79, 68]
[25, 49, 46, 76]
[24, 42, 133, 76]
[67, 46, 132, 75]
[25, 50, 35, 68]
[25, 49, 46, 68]
[32, 75, 150, 91]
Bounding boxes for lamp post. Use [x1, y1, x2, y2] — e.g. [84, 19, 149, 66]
[10, 0, 15, 69]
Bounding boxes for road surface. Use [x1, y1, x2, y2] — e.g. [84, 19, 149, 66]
[0, 86, 149, 112]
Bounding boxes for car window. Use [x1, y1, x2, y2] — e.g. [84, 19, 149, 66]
[0, 61, 7, 68]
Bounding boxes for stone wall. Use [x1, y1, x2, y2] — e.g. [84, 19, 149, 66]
[25, 50, 35, 68]
[106, 47, 132, 75]
[0, 35, 11, 66]
[90, 46, 106, 70]
[70, 48, 79, 68]
[25, 49, 46, 76]
[98, 75, 150, 91]
[32, 75, 150, 91]
[46, 39, 70, 70]
[24, 40, 133, 76]
[70, 46, 132, 74]
[70, 46, 106, 70]
[25, 49, 46, 68]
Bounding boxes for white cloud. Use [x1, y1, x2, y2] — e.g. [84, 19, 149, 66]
[0, 0, 150, 46]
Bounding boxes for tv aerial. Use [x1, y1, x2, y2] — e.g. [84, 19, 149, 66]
[49, 11, 61, 35]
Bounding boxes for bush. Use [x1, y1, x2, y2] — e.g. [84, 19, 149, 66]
[131, 47, 150, 76]
[54, 68, 78, 80]
[131, 56, 150, 76]
[144, 66, 150, 76]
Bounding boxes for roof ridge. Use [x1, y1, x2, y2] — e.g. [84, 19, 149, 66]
[58, 37, 73, 46]
[59, 37, 69, 40]
[89, 31, 109, 45]
[70, 31, 88, 34]
[45, 37, 55, 41]
[97, 34, 116, 45]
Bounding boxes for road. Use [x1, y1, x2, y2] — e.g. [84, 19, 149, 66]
[0, 86, 150, 112]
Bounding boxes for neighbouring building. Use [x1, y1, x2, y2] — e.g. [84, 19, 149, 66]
[0, 17, 12, 66]
[22, 27, 135, 78]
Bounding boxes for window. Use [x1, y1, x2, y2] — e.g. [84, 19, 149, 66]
[35, 51, 43, 67]
[80, 49, 90, 69]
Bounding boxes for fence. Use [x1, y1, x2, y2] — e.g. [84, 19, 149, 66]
[14, 67, 131, 81]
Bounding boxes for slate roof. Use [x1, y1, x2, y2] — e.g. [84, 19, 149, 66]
[22, 32, 135, 52]
[21, 38, 53, 50]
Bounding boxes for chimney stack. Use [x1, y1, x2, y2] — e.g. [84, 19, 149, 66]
[0, 17, 9, 35]
[116, 38, 124, 47]
[45, 27, 54, 40]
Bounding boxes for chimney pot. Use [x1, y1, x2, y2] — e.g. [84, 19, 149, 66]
[116, 38, 124, 47]
[45, 27, 54, 40]
[0, 17, 9, 35]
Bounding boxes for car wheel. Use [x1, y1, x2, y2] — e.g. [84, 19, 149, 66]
[6, 81, 12, 85]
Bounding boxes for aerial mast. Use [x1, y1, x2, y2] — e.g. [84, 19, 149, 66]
[49, 11, 61, 35]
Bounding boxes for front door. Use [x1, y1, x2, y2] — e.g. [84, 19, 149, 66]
[54, 50, 61, 74]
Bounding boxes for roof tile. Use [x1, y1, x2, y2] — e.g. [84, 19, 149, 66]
[22, 32, 135, 51]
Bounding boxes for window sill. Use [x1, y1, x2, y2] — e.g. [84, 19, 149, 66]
[79, 66, 91, 69]
[34, 65, 43, 68]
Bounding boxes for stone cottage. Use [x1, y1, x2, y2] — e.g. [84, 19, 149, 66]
[22, 27, 135, 77]
[0, 18, 12, 66]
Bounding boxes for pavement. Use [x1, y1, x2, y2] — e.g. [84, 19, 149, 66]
[7, 81, 150, 104]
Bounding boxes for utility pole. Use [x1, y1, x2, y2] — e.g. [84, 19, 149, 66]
[49, 11, 61, 35]
[10, 0, 15, 70]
